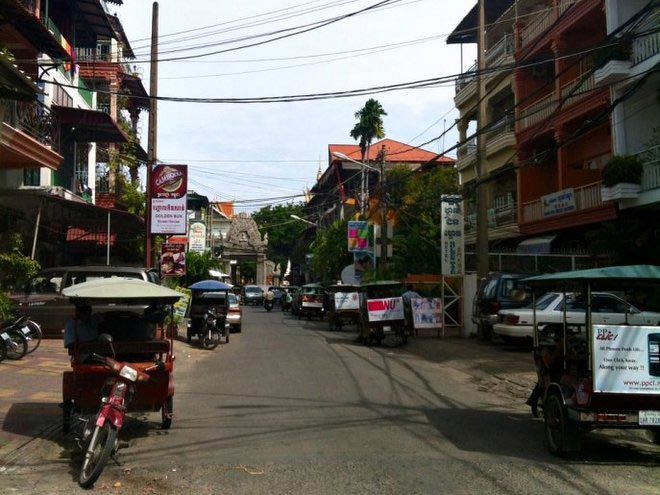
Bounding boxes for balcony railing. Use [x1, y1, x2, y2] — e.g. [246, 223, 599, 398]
[466, 198, 517, 232]
[632, 8, 660, 66]
[456, 61, 477, 94]
[519, 0, 578, 49]
[560, 72, 596, 106]
[0, 98, 57, 150]
[641, 159, 660, 192]
[518, 93, 556, 130]
[457, 137, 477, 158]
[485, 33, 514, 67]
[487, 115, 515, 137]
[522, 181, 603, 223]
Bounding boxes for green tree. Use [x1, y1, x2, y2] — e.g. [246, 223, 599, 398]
[185, 251, 221, 285]
[0, 233, 40, 291]
[252, 203, 307, 268]
[384, 166, 459, 276]
[350, 98, 387, 162]
[309, 220, 353, 283]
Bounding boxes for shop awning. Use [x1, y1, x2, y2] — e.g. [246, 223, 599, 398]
[0, 1, 73, 59]
[0, 52, 39, 100]
[73, 0, 116, 47]
[120, 73, 149, 110]
[517, 235, 556, 255]
[447, 0, 515, 44]
[52, 105, 128, 143]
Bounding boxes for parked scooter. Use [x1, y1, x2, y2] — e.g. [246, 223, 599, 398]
[0, 316, 31, 361]
[77, 334, 165, 488]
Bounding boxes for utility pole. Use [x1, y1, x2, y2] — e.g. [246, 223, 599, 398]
[475, 0, 489, 278]
[378, 146, 387, 275]
[146, 1, 159, 268]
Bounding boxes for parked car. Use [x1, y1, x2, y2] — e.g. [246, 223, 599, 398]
[226, 292, 242, 332]
[10, 266, 158, 337]
[472, 272, 531, 340]
[494, 291, 660, 340]
[242, 285, 264, 306]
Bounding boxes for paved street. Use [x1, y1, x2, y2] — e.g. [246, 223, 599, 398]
[1, 307, 659, 494]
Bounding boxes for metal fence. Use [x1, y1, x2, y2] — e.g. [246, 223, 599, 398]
[465, 252, 595, 274]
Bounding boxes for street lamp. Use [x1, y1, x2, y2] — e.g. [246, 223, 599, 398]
[290, 214, 316, 227]
[331, 151, 380, 172]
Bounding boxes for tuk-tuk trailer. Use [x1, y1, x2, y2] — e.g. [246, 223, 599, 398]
[62, 278, 182, 432]
[297, 283, 325, 320]
[326, 284, 361, 331]
[525, 265, 660, 456]
[359, 281, 407, 346]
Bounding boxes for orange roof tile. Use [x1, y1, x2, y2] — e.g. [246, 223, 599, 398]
[328, 138, 454, 165]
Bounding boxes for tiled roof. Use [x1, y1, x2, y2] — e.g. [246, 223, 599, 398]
[328, 138, 454, 165]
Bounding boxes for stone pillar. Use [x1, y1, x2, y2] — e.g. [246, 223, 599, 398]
[108, 78, 121, 194]
[457, 118, 468, 143]
[256, 255, 266, 285]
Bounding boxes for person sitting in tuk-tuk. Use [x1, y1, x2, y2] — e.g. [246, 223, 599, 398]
[64, 304, 102, 349]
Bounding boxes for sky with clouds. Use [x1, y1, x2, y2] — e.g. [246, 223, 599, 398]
[111, 0, 477, 211]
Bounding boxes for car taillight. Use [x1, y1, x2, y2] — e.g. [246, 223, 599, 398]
[505, 314, 519, 325]
[489, 302, 501, 314]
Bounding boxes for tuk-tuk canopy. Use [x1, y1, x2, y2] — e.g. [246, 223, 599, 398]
[361, 280, 402, 287]
[188, 280, 233, 292]
[63, 278, 182, 305]
[524, 265, 660, 288]
[326, 284, 361, 292]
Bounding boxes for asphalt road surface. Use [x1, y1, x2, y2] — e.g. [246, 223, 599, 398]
[1, 307, 659, 494]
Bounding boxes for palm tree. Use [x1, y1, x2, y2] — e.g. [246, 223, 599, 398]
[350, 98, 387, 162]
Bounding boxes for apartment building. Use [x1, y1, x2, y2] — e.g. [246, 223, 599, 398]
[447, 0, 520, 249]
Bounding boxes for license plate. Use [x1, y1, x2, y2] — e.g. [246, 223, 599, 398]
[0, 332, 9, 340]
[639, 410, 660, 426]
[383, 326, 392, 333]
[21, 327, 31, 335]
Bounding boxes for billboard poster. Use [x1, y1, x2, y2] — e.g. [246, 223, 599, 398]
[347, 221, 369, 252]
[150, 165, 188, 234]
[188, 221, 207, 253]
[592, 325, 660, 395]
[411, 297, 443, 329]
[367, 297, 404, 322]
[440, 197, 464, 276]
[334, 291, 360, 311]
[160, 243, 186, 277]
[542, 188, 576, 218]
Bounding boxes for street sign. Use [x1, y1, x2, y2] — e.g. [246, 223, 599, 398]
[440, 196, 464, 276]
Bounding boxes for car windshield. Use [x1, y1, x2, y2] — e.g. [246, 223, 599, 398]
[525, 292, 557, 311]
[27, 272, 64, 294]
[228, 293, 238, 305]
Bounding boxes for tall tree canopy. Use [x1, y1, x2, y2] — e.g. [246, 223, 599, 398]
[350, 98, 387, 161]
[252, 203, 308, 268]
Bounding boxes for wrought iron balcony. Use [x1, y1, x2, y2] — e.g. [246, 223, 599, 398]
[0, 98, 57, 150]
[485, 33, 514, 68]
[455, 61, 477, 94]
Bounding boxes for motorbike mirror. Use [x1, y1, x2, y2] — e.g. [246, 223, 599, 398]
[98, 333, 116, 358]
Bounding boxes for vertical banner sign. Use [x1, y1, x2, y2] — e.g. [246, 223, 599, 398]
[347, 221, 369, 252]
[160, 243, 186, 277]
[441, 197, 464, 276]
[150, 165, 188, 234]
[188, 221, 207, 253]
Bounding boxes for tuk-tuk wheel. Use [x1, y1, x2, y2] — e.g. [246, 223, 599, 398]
[161, 396, 173, 430]
[544, 393, 573, 457]
[62, 400, 73, 433]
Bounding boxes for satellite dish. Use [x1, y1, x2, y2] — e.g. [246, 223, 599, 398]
[340, 264, 359, 285]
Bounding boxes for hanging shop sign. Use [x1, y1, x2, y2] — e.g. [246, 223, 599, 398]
[347, 221, 369, 252]
[542, 188, 576, 218]
[160, 243, 186, 277]
[188, 221, 207, 253]
[440, 197, 464, 276]
[592, 325, 660, 395]
[150, 164, 188, 234]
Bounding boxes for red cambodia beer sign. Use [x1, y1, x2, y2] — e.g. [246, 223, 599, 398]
[151, 165, 187, 199]
[150, 164, 188, 234]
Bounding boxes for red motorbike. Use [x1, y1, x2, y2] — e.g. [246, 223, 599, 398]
[78, 339, 165, 488]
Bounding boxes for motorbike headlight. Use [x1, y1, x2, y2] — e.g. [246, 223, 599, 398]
[119, 365, 138, 382]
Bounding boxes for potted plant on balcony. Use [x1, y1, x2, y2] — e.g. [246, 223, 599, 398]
[601, 155, 643, 201]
